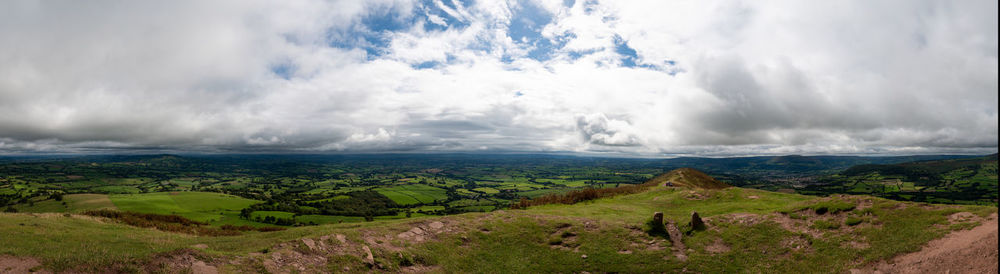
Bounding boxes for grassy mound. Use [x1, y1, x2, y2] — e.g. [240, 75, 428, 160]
[648, 167, 731, 189]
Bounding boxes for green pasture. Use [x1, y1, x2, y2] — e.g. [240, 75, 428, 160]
[109, 192, 260, 224]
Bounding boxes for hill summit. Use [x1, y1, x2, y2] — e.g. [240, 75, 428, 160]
[649, 167, 731, 189]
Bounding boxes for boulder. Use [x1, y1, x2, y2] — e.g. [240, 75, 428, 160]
[690, 212, 706, 231]
[361, 246, 375, 265]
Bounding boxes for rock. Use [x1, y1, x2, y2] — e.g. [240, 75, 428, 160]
[301, 238, 317, 251]
[581, 254, 588, 259]
[690, 212, 706, 231]
[409, 227, 425, 235]
[675, 253, 688, 261]
[653, 212, 664, 227]
[428, 221, 445, 230]
[362, 246, 375, 265]
[398, 231, 415, 238]
[336, 234, 347, 243]
[190, 260, 218, 274]
[320, 235, 330, 242]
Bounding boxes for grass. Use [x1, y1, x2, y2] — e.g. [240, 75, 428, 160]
[375, 184, 448, 205]
[845, 216, 864, 226]
[14, 194, 116, 213]
[798, 200, 856, 214]
[810, 219, 841, 230]
[109, 192, 260, 225]
[526, 187, 812, 224]
[0, 186, 995, 273]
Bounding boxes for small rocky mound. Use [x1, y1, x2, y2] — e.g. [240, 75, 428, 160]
[648, 168, 730, 189]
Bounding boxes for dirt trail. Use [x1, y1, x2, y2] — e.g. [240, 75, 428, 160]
[858, 213, 998, 274]
[665, 222, 687, 261]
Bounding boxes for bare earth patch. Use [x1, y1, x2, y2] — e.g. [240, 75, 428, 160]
[0, 255, 49, 274]
[705, 238, 731, 254]
[856, 213, 998, 274]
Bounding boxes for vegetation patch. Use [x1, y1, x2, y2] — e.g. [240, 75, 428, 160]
[799, 200, 856, 215]
[845, 216, 864, 226]
[82, 209, 283, 236]
[810, 219, 841, 230]
[511, 181, 657, 209]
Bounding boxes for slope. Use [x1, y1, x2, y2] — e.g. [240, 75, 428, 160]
[647, 167, 731, 189]
[801, 154, 998, 205]
[0, 185, 995, 273]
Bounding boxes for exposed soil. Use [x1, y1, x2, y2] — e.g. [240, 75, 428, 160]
[665, 221, 687, 261]
[704, 238, 731, 254]
[145, 248, 218, 274]
[856, 213, 998, 274]
[0, 255, 49, 274]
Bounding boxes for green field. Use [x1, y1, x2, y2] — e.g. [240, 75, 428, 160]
[14, 194, 116, 213]
[375, 184, 448, 205]
[110, 192, 260, 225]
[472, 187, 500, 194]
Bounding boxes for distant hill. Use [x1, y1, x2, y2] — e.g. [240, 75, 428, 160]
[648, 168, 731, 189]
[800, 154, 998, 205]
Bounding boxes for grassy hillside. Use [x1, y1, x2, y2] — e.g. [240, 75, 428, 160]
[801, 154, 998, 205]
[13, 193, 116, 213]
[1, 184, 994, 273]
[647, 167, 731, 189]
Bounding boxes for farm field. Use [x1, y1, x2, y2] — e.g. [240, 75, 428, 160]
[110, 192, 260, 224]
[800, 154, 998, 205]
[374, 184, 448, 205]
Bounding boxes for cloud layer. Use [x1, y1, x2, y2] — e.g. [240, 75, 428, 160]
[0, 0, 996, 156]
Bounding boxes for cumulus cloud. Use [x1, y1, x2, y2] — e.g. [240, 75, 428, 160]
[0, 0, 995, 156]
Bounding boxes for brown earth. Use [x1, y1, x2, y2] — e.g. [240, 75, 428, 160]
[0, 255, 49, 274]
[854, 213, 998, 274]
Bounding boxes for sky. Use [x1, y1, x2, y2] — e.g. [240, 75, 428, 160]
[0, 0, 997, 156]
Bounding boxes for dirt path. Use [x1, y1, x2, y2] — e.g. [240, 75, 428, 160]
[858, 213, 998, 274]
[665, 222, 687, 261]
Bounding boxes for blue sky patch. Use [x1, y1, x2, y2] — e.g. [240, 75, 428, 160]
[270, 62, 296, 80]
[508, 1, 553, 43]
[614, 35, 640, 67]
[412, 61, 441, 69]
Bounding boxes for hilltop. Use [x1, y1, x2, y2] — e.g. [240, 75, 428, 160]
[1, 178, 996, 273]
[648, 167, 731, 189]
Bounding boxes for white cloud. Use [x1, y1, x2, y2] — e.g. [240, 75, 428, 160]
[0, 0, 995, 156]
